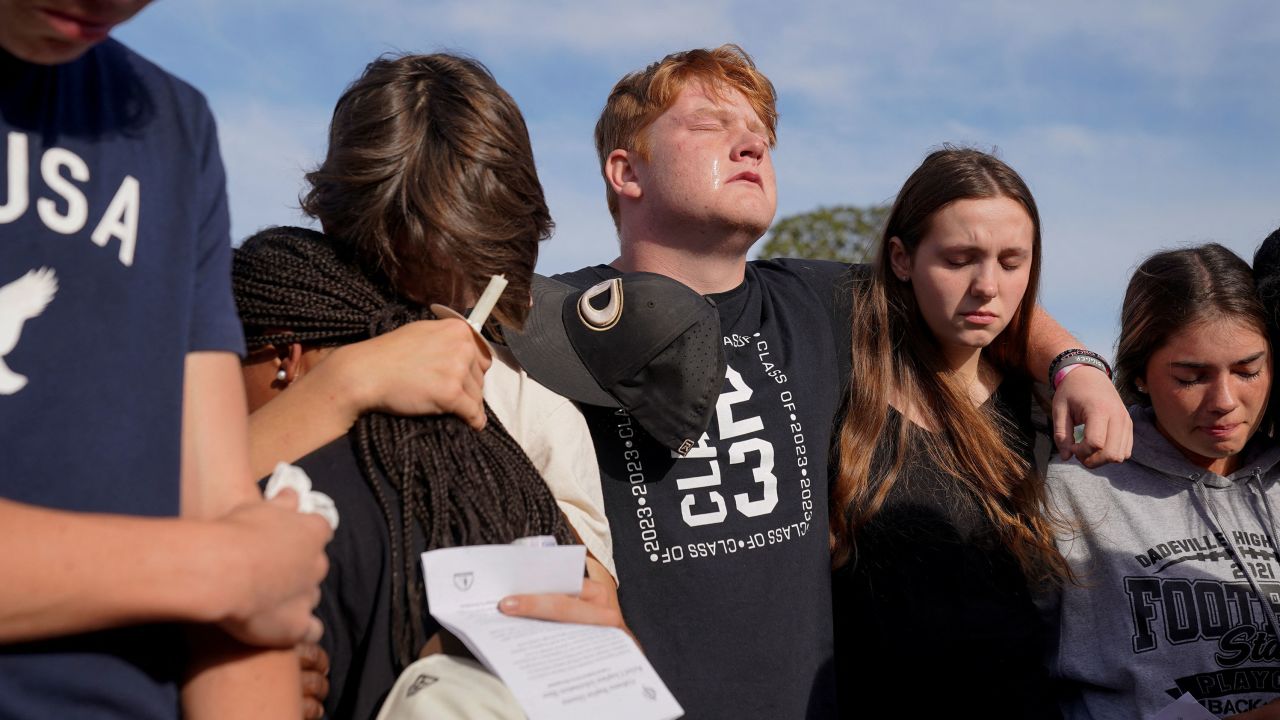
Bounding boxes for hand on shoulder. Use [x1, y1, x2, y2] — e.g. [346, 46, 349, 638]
[1052, 366, 1133, 468]
[321, 318, 491, 430]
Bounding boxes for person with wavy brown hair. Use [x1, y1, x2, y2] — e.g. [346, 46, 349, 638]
[830, 148, 1071, 718]
[237, 53, 623, 719]
[300, 54, 548, 334]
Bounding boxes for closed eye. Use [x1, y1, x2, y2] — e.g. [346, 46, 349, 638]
[1000, 250, 1029, 271]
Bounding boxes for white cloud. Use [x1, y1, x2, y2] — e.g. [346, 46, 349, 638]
[214, 98, 329, 242]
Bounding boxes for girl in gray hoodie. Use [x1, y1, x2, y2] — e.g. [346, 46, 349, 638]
[1046, 243, 1278, 720]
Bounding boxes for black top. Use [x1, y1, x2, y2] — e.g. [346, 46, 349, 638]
[292, 436, 441, 720]
[831, 381, 1061, 719]
[558, 259, 857, 720]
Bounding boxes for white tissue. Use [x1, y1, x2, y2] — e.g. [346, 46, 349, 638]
[264, 462, 340, 531]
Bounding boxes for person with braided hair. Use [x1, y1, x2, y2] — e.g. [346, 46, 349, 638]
[235, 225, 611, 719]
[235, 53, 622, 719]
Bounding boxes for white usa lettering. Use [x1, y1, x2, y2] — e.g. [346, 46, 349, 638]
[2, 132, 139, 267]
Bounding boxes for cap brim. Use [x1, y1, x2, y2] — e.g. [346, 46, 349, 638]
[504, 274, 621, 408]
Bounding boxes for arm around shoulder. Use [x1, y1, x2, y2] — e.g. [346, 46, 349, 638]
[1027, 305, 1132, 467]
[247, 319, 490, 478]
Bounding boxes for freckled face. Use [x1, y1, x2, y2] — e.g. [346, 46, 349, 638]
[632, 82, 777, 246]
[891, 196, 1034, 363]
[1143, 318, 1271, 474]
[0, 0, 151, 64]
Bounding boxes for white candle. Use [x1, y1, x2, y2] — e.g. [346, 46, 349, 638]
[467, 274, 508, 332]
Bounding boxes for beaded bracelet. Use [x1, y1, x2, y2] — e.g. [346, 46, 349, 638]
[1048, 348, 1112, 391]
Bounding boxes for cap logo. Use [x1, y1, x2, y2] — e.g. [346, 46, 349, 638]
[577, 278, 624, 331]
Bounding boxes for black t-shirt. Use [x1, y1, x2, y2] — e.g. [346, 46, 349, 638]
[292, 436, 442, 720]
[830, 381, 1060, 719]
[557, 259, 855, 720]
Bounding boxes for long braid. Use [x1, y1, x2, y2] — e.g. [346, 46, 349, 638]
[233, 225, 575, 671]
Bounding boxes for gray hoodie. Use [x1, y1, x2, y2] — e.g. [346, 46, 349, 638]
[1045, 405, 1280, 720]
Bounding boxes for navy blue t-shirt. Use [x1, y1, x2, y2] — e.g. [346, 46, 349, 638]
[0, 40, 243, 718]
[557, 259, 855, 720]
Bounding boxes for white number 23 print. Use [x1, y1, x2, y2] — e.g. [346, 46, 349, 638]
[676, 366, 778, 527]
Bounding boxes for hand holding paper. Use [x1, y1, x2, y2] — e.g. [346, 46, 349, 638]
[499, 556, 627, 632]
[421, 544, 682, 720]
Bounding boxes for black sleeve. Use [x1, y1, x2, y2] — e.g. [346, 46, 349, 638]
[829, 263, 870, 389]
[760, 259, 867, 383]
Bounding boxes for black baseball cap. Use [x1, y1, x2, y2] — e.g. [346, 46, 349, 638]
[505, 272, 725, 456]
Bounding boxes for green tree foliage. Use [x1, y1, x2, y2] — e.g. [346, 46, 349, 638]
[758, 203, 891, 262]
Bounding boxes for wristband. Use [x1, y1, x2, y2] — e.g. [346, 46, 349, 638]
[1048, 348, 1112, 391]
[1053, 363, 1082, 388]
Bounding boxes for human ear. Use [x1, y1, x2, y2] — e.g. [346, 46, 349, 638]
[280, 342, 306, 383]
[888, 237, 912, 282]
[605, 149, 643, 200]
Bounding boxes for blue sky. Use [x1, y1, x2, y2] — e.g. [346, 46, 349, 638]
[117, 1, 1280, 355]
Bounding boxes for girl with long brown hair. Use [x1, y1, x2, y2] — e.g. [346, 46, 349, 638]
[830, 148, 1071, 718]
[1046, 244, 1277, 719]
